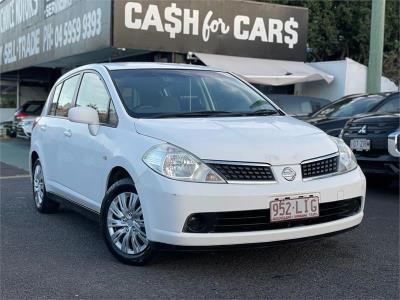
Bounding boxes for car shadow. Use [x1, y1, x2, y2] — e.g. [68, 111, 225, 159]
[150, 233, 361, 275]
[55, 204, 360, 271]
[366, 175, 399, 195]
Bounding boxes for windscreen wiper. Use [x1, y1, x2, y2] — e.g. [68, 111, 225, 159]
[150, 109, 281, 119]
[240, 109, 281, 116]
[150, 111, 233, 118]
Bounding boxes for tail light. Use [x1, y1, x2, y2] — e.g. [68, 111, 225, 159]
[15, 112, 28, 119]
[32, 117, 41, 130]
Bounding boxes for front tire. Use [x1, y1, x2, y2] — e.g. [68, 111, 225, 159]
[100, 178, 154, 265]
[32, 160, 59, 213]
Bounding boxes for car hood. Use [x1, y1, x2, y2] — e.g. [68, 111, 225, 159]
[135, 116, 338, 165]
[306, 117, 351, 136]
[307, 116, 350, 125]
[349, 112, 400, 124]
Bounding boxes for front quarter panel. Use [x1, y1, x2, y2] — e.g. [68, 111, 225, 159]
[100, 123, 165, 235]
[29, 117, 46, 178]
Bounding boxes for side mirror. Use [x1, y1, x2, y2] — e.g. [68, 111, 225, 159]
[68, 106, 100, 136]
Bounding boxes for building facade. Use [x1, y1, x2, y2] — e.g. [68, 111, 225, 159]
[1, 0, 335, 122]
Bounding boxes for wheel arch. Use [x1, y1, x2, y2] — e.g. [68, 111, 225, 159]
[106, 166, 133, 190]
[31, 151, 39, 173]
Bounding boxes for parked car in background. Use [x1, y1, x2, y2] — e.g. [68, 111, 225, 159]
[8, 101, 45, 137]
[340, 92, 400, 176]
[305, 92, 394, 137]
[16, 117, 36, 139]
[1, 121, 13, 137]
[30, 63, 366, 265]
[267, 94, 330, 119]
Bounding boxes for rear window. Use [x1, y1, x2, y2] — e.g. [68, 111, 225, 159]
[23, 103, 44, 114]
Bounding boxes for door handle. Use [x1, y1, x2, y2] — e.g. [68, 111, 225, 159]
[40, 125, 47, 131]
[63, 129, 72, 137]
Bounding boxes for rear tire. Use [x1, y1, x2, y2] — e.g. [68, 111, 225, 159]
[32, 160, 59, 213]
[100, 178, 154, 265]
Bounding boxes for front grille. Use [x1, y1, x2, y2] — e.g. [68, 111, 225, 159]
[301, 156, 338, 179]
[207, 163, 275, 182]
[343, 121, 398, 136]
[342, 121, 399, 156]
[183, 197, 361, 233]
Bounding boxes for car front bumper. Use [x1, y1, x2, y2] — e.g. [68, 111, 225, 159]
[16, 124, 31, 139]
[137, 166, 366, 246]
[356, 154, 399, 176]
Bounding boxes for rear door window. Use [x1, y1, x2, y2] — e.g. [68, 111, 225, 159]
[55, 75, 80, 117]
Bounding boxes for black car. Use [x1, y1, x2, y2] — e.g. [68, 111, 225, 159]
[8, 100, 45, 137]
[267, 94, 330, 119]
[306, 92, 394, 137]
[340, 93, 400, 176]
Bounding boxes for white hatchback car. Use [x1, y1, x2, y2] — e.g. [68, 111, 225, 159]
[30, 63, 366, 265]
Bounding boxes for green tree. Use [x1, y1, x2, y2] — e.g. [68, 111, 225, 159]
[258, 0, 400, 84]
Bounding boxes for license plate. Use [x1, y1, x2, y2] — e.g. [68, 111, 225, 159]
[350, 138, 370, 151]
[270, 195, 319, 223]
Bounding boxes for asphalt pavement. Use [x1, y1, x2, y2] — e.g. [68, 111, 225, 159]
[0, 162, 399, 299]
[0, 139, 30, 171]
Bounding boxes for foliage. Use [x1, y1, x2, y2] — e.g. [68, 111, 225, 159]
[258, 0, 400, 84]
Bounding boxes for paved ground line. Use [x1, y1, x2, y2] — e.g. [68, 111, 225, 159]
[0, 174, 31, 180]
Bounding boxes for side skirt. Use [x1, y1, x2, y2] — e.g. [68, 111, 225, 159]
[47, 192, 100, 223]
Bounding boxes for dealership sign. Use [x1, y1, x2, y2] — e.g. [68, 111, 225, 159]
[113, 0, 308, 61]
[0, 0, 309, 73]
[0, 0, 111, 73]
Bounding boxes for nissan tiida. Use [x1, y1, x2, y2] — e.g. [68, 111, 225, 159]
[30, 63, 366, 265]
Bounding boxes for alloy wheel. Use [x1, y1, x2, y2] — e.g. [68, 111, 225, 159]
[33, 164, 45, 208]
[107, 192, 149, 255]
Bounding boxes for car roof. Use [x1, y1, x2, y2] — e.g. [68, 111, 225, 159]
[332, 93, 389, 105]
[102, 62, 218, 71]
[382, 92, 399, 99]
[55, 62, 221, 85]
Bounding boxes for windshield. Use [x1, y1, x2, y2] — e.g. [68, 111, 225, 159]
[110, 69, 278, 118]
[375, 94, 400, 113]
[313, 95, 384, 118]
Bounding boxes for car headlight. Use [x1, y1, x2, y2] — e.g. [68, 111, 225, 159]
[338, 129, 344, 139]
[143, 144, 226, 183]
[20, 120, 33, 126]
[330, 136, 358, 173]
